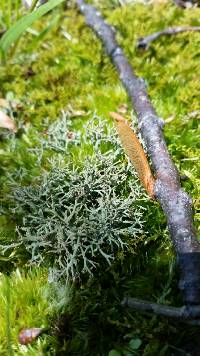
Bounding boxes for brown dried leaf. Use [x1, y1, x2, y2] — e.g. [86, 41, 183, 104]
[0, 110, 17, 132]
[110, 111, 155, 199]
[19, 328, 44, 345]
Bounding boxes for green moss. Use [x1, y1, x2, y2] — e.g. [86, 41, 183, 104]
[0, 0, 200, 354]
[0, 268, 51, 355]
[1, 2, 199, 205]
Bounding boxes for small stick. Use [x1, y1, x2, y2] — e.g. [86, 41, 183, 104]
[122, 297, 200, 324]
[110, 112, 155, 199]
[137, 26, 200, 50]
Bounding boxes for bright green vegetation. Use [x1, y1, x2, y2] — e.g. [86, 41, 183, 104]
[0, 0, 65, 58]
[0, 268, 50, 355]
[0, 1, 200, 355]
[0, 267, 74, 355]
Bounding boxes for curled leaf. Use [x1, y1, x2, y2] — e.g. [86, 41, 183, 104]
[18, 328, 44, 345]
[0, 110, 17, 132]
[110, 111, 155, 199]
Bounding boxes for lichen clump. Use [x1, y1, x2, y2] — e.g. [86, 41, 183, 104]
[13, 148, 145, 280]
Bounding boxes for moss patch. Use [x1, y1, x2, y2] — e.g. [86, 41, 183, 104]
[0, 0, 200, 354]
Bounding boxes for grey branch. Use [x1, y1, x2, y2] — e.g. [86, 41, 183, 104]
[137, 26, 200, 50]
[76, 0, 200, 305]
[122, 297, 200, 324]
[173, 0, 196, 8]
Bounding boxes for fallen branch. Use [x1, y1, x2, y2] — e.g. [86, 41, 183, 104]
[122, 297, 200, 324]
[76, 0, 200, 306]
[137, 26, 200, 50]
[173, 0, 194, 8]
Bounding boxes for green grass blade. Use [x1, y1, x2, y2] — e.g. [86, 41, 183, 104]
[0, 0, 65, 55]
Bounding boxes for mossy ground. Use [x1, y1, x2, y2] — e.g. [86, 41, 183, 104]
[0, 1, 200, 355]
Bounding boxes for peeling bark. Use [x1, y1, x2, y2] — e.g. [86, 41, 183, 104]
[76, 0, 200, 306]
[137, 26, 200, 50]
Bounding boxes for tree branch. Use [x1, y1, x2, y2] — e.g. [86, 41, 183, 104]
[122, 297, 200, 324]
[137, 26, 200, 50]
[173, 0, 193, 8]
[76, 0, 200, 306]
[173, 0, 200, 8]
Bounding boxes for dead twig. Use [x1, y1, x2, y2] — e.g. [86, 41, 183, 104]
[173, 0, 194, 8]
[76, 0, 200, 306]
[137, 26, 200, 50]
[122, 297, 200, 324]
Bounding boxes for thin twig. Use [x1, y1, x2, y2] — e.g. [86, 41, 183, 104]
[76, 0, 200, 305]
[137, 26, 200, 50]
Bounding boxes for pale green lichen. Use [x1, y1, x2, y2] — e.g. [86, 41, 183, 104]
[10, 117, 145, 279]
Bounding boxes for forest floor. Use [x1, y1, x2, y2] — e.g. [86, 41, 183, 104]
[0, 1, 200, 355]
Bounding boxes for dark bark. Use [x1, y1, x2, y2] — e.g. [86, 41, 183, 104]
[76, 0, 200, 305]
[173, 0, 199, 8]
[137, 26, 200, 50]
[122, 297, 200, 324]
[173, 0, 192, 8]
